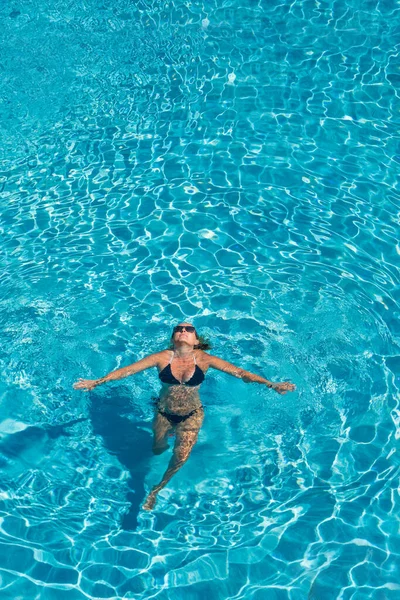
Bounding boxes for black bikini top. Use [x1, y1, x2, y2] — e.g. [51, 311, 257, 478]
[158, 352, 205, 387]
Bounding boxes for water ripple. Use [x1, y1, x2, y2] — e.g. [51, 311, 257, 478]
[1, 0, 400, 598]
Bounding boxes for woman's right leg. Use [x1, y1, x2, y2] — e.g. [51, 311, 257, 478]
[152, 411, 173, 455]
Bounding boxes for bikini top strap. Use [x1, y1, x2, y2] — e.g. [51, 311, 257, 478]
[193, 353, 197, 365]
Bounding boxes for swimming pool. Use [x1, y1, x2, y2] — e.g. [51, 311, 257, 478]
[1, 0, 399, 597]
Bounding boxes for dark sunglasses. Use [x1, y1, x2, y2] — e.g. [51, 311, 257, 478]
[173, 326, 196, 333]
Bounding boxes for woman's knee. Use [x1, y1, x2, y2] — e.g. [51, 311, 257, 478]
[174, 435, 198, 462]
[152, 442, 169, 455]
[173, 445, 191, 464]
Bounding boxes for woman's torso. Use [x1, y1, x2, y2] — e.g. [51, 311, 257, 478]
[157, 350, 209, 415]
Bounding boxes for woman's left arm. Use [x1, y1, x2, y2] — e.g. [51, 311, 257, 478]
[207, 354, 295, 395]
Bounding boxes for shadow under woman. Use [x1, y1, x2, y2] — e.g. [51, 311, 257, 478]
[88, 389, 152, 530]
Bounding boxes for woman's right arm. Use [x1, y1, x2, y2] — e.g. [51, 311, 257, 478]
[73, 351, 166, 391]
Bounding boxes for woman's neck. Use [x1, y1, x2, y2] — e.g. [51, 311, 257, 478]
[173, 344, 194, 357]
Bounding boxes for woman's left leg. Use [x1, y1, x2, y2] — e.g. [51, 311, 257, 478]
[143, 409, 204, 510]
[152, 411, 173, 455]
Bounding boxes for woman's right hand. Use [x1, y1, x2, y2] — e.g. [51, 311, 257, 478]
[269, 381, 296, 394]
[73, 378, 98, 391]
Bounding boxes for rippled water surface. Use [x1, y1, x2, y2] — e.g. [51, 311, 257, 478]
[1, 0, 400, 598]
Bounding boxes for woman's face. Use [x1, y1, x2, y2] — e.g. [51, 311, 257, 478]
[172, 323, 199, 346]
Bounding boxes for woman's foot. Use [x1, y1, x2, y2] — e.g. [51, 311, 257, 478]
[143, 490, 158, 511]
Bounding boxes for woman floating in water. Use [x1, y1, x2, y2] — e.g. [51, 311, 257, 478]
[73, 323, 295, 510]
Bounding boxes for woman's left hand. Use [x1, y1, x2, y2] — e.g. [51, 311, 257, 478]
[73, 378, 99, 391]
[269, 381, 296, 394]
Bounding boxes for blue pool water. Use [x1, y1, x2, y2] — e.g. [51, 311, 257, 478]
[1, 0, 400, 597]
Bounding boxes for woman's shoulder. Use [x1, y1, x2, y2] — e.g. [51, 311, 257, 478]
[147, 349, 172, 369]
[142, 349, 171, 363]
[195, 349, 212, 364]
[158, 349, 173, 359]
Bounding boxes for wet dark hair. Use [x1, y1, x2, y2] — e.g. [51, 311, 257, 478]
[169, 327, 212, 351]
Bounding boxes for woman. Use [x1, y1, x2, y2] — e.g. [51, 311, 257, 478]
[73, 322, 295, 510]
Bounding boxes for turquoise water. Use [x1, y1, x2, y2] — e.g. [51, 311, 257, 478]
[1, 0, 400, 597]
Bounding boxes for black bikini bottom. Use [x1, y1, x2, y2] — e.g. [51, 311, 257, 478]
[158, 408, 199, 425]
